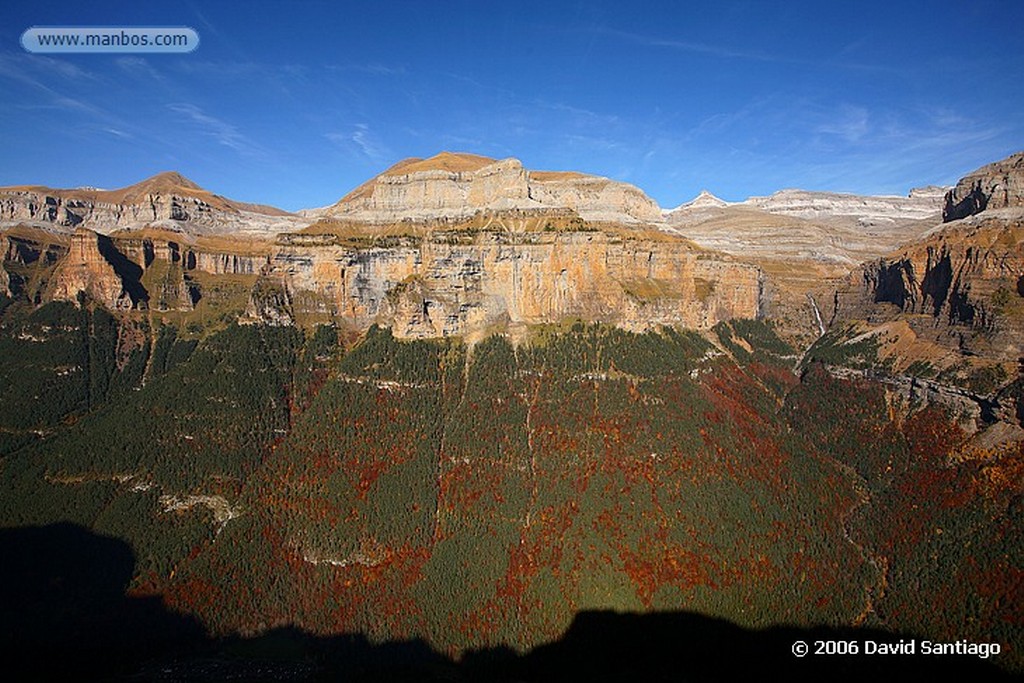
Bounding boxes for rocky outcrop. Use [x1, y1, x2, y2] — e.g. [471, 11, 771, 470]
[824, 365, 1002, 436]
[322, 152, 663, 226]
[110, 231, 268, 278]
[0, 227, 70, 302]
[242, 274, 294, 327]
[528, 172, 664, 224]
[50, 229, 147, 309]
[667, 187, 943, 265]
[0, 172, 304, 237]
[832, 214, 1024, 364]
[0, 236, 8, 297]
[667, 190, 729, 212]
[666, 186, 947, 347]
[184, 250, 267, 275]
[126, 234, 272, 311]
[741, 188, 943, 224]
[262, 231, 761, 338]
[943, 151, 1024, 222]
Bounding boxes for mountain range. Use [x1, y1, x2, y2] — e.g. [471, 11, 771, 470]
[2, 151, 1003, 337]
[1, 150, 1023, 678]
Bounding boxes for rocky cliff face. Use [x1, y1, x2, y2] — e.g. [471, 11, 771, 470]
[1, 227, 68, 302]
[322, 152, 663, 226]
[50, 229, 146, 309]
[29, 226, 272, 312]
[111, 231, 268, 277]
[667, 186, 944, 264]
[833, 213, 1024, 360]
[0, 236, 8, 297]
[834, 151, 1024, 357]
[0, 172, 304, 237]
[528, 171, 664, 224]
[741, 187, 943, 224]
[943, 152, 1024, 222]
[252, 231, 761, 338]
[19, 150, 1023, 347]
[666, 185, 948, 347]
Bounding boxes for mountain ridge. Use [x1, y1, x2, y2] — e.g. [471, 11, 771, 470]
[3, 150, 1022, 348]
[0, 171, 303, 237]
[2, 154, 990, 236]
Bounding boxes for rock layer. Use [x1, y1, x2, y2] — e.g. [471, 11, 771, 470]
[255, 231, 761, 337]
[323, 152, 663, 225]
[0, 236, 8, 297]
[50, 229, 144, 309]
[832, 213, 1024, 359]
[742, 188, 943, 223]
[0, 172, 304, 237]
[943, 152, 1024, 222]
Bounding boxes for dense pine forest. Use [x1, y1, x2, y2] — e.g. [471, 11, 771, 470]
[0, 293, 1021, 677]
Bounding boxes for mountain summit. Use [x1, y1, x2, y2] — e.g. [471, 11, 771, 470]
[0, 172, 300, 236]
[321, 152, 664, 225]
[121, 170, 204, 196]
[672, 190, 729, 211]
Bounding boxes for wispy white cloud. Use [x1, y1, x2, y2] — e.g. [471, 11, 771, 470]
[0, 52, 134, 138]
[588, 27, 905, 74]
[565, 134, 620, 151]
[102, 127, 133, 140]
[0, 52, 93, 89]
[24, 54, 96, 81]
[588, 27, 787, 63]
[815, 105, 870, 143]
[115, 56, 163, 82]
[167, 103, 262, 156]
[437, 70, 515, 98]
[535, 100, 620, 126]
[325, 124, 390, 163]
[327, 63, 407, 76]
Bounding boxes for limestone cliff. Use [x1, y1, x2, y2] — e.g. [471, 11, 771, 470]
[833, 151, 1024, 362]
[110, 229, 269, 277]
[943, 151, 1024, 222]
[256, 231, 761, 338]
[322, 152, 663, 226]
[111, 229, 270, 311]
[528, 170, 664, 224]
[25, 150, 1023, 348]
[832, 213, 1024, 362]
[1, 226, 69, 303]
[0, 236, 8, 297]
[8, 222, 273, 313]
[666, 186, 945, 269]
[742, 188, 943, 224]
[50, 229, 146, 309]
[0, 172, 304, 237]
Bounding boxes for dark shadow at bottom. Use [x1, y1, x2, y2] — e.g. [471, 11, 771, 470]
[1, 523, 1018, 681]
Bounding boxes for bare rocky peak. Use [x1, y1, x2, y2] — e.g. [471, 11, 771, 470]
[669, 190, 729, 212]
[663, 182, 946, 273]
[0, 172, 303, 237]
[322, 151, 663, 225]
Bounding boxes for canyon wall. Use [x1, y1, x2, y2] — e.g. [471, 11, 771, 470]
[50, 229, 143, 310]
[832, 214, 1024, 362]
[943, 152, 1024, 222]
[254, 232, 761, 337]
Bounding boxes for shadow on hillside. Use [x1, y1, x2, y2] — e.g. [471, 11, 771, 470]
[0, 523, 204, 680]
[0, 523, 1018, 681]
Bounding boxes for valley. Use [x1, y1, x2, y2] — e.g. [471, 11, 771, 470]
[1, 150, 1022, 678]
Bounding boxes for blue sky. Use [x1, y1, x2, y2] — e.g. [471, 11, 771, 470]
[1, 0, 1021, 211]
